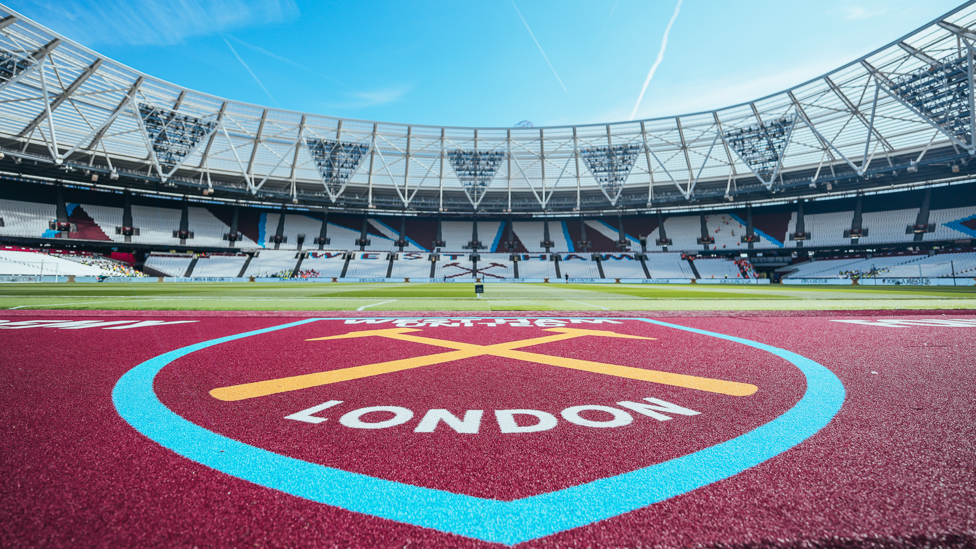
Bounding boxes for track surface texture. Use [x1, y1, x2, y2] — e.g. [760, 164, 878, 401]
[2, 311, 974, 548]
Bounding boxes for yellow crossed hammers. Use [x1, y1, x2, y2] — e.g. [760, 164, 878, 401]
[209, 327, 758, 401]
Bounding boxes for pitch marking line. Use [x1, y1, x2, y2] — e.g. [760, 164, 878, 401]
[356, 300, 397, 311]
[566, 300, 609, 310]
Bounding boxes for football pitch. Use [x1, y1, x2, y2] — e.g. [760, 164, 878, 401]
[2, 282, 975, 311]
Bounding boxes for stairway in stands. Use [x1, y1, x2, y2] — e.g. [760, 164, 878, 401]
[237, 255, 252, 278]
[184, 256, 198, 277]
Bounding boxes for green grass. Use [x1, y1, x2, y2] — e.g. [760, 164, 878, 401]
[311, 285, 478, 298]
[1, 281, 974, 311]
[547, 284, 792, 299]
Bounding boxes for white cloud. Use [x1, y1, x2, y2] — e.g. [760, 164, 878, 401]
[9, 0, 299, 46]
[834, 5, 889, 21]
[319, 86, 412, 111]
[351, 88, 410, 105]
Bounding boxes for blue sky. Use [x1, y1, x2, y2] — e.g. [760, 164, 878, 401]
[8, 0, 965, 127]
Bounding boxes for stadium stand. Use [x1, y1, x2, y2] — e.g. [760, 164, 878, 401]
[800, 211, 854, 247]
[663, 215, 701, 250]
[301, 251, 347, 277]
[0, 253, 80, 276]
[258, 213, 280, 249]
[54, 253, 144, 276]
[1, 177, 973, 261]
[474, 253, 514, 279]
[559, 253, 603, 278]
[512, 221, 547, 252]
[561, 219, 611, 252]
[186, 207, 232, 247]
[0, 199, 56, 238]
[621, 217, 659, 249]
[0, 249, 117, 276]
[478, 221, 507, 252]
[549, 221, 574, 252]
[321, 221, 361, 251]
[705, 213, 746, 251]
[80, 204, 125, 242]
[344, 252, 391, 278]
[390, 252, 433, 278]
[402, 218, 438, 252]
[584, 220, 629, 251]
[364, 232, 398, 252]
[644, 253, 696, 278]
[782, 258, 864, 279]
[751, 211, 791, 249]
[368, 218, 427, 252]
[779, 250, 976, 279]
[3, 175, 976, 287]
[925, 206, 976, 241]
[130, 205, 182, 245]
[597, 253, 646, 279]
[509, 221, 573, 252]
[61, 204, 112, 241]
[242, 250, 300, 278]
[694, 258, 744, 279]
[737, 258, 758, 278]
[858, 208, 920, 245]
[434, 253, 474, 278]
[440, 221, 473, 252]
[278, 213, 322, 251]
[517, 254, 557, 278]
[144, 253, 194, 277]
[191, 254, 248, 278]
[366, 218, 398, 243]
[881, 252, 976, 278]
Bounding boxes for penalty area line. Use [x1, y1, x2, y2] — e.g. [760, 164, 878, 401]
[356, 300, 398, 311]
[566, 300, 609, 310]
[8, 298, 140, 310]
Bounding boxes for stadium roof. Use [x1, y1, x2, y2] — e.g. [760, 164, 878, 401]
[2, 2, 976, 214]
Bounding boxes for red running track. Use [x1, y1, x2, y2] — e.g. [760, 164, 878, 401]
[1, 311, 974, 548]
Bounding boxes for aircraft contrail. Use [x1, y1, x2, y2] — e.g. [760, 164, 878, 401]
[629, 0, 683, 120]
[222, 36, 280, 107]
[228, 35, 353, 90]
[600, 0, 622, 35]
[511, 0, 568, 93]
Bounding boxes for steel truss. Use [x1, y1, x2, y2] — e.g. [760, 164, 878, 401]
[1, 3, 976, 212]
[448, 149, 505, 207]
[305, 138, 371, 199]
[580, 143, 642, 205]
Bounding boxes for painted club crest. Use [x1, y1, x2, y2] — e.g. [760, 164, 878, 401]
[114, 317, 844, 544]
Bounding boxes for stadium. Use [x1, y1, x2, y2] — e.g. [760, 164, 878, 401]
[1, 1, 975, 547]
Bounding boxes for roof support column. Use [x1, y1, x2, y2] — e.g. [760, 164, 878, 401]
[402, 126, 412, 208]
[246, 109, 269, 182]
[366, 123, 377, 207]
[640, 121, 654, 206]
[539, 128, 546, 208]
[507, 129, 513, 213]
[438, 128, 445, 211]
[572, 127, 581, 210]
